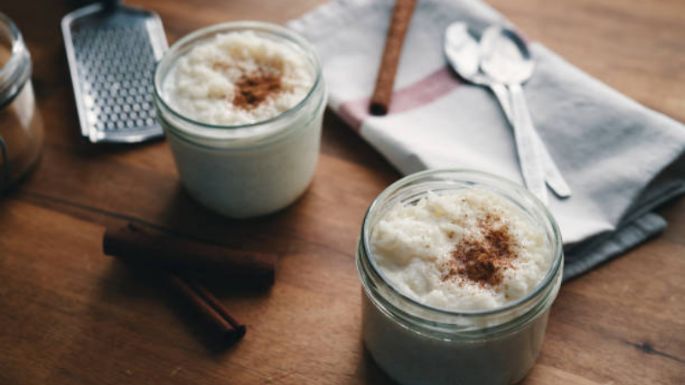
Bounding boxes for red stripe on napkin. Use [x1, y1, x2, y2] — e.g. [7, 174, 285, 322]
[339, 66, 460, 131]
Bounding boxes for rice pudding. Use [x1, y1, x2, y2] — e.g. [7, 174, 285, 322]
[370, 189, 551, 312]
[357, 170, 563, 385]
[155, 22, 325, 218]
[162, 30, 314, 126]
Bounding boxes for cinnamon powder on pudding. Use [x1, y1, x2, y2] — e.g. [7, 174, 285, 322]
[443, 215, 517, 287]
[232, 71, 282, 110]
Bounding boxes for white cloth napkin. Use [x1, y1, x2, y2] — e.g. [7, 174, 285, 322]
[289, 0, 685, 279]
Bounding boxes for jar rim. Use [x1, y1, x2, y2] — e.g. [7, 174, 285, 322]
[0, 13, 30, 106]
[153, 20, 323, 139]
[0, 13, 20, 74]
[359, 169, 564, 320]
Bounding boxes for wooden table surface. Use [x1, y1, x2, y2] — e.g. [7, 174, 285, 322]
[1, 0, 684, 384]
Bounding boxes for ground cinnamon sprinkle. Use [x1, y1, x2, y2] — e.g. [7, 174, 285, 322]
[442, 215, 517, 286]
[232, 70, 282, 109]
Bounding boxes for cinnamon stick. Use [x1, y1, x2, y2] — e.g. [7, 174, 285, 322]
[369, 0, 417, 115]
[167, 273, 246, 344]
[103, 223, 276, 287]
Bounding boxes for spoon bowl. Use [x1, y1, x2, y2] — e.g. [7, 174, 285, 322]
[480, 26, 534, 85]
[444, 22, 489, 85]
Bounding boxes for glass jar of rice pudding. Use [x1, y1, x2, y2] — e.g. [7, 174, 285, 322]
[357, 169, 563, 385]
[154, 21, 325, 218]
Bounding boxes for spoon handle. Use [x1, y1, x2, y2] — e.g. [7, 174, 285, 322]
[490, 83, 513, 119]
[490, 84, 571, 199]
[508, 83, 548, 204]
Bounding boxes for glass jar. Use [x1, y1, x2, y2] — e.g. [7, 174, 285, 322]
[154, 21, 325, 218]
[0, 13, 43, 191]
[357, 169, 563, 385]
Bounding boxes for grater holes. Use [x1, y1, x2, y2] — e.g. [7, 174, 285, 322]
[72, 21, 160, 133]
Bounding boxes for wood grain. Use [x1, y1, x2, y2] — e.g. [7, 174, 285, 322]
[0, 0, 684, 384]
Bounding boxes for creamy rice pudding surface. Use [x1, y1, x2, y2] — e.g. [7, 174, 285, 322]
[370, 188, 551, 311]
[162, 30, 314, 125]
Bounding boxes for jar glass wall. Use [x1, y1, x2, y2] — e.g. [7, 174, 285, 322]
[154, 21, 325, 218]
[356, 169, 563, 385]
[0, 13, 43, 191]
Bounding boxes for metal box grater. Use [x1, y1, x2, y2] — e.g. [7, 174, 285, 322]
[61, 2, 167, 143]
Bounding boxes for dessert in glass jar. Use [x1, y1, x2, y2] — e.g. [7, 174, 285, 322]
[357, 169, 563, 385]
[154, 21, 325, 218]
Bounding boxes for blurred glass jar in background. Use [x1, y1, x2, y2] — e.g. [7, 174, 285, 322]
[0, 13, 43, 191]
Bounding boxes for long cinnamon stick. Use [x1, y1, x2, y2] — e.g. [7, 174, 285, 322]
[103, 223, 276, 287]
[369, 0, 417, 115]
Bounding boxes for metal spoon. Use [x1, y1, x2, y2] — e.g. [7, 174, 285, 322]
[478, 26, 547, 203]
[444, 22, 571, 201]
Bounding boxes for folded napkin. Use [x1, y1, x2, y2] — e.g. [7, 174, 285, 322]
[289, 0, 685, 279]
